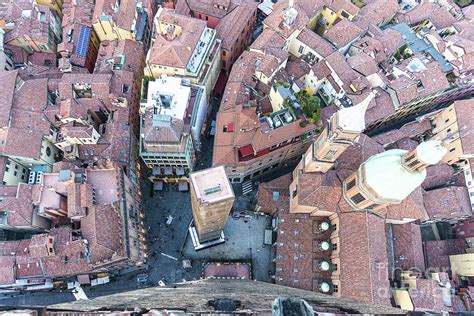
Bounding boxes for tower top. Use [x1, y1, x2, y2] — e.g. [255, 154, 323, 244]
[416, 140, 447, 165]
[337, 91, 376, 133]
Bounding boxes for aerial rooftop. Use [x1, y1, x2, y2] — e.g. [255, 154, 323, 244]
[190, 165, 234, 204]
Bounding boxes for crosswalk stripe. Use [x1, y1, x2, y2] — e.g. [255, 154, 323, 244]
[242, 181, 253, 195]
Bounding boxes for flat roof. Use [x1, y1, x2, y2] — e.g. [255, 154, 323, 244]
[145, 76, 191, 120]
[190, 166, 234, 204]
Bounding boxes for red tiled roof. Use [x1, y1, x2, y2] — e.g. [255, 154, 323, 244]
[421, 164, 455, 190]
[0, 256, 15, 285]
[324, 19, 363, 49]
[423, 186, 472, 221]
[424, 239, 468, 272]
[454, 100, 474, 156]
[216, 3, 257, 51]
[391, 223, 425, 271]
[338, 212, 391, 306]
[256, 174, 291, 214]
[409, 278, 452, 312]
[401, 2, 456, 30]
[297, 28, 335, 58]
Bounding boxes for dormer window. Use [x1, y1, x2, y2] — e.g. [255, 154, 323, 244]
[350, 193, 365, 204]
[417, 81, 425, 91]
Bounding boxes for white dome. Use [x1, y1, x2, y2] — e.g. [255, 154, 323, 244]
[320, 241, 330, 251]
[363, 149, 427, 201]
[320, 261, 330, 271]
[416, 140, 447, 165]
[320, 282, 330, 293]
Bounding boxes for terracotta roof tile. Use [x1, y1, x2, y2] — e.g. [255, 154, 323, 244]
[149, 9, 207, 68]
[263, 0, 309, 39]
[423, 186, 472, 221]
[409, 278, 452, 312]
[256, 174, 291, 214]
[354, 0, 399, 29]
[391, 223, 425, 271]
[401, 2, 456, 30]
[338, 212, 391, 306]
[424, 239, 468, 272]
[324, 19, 363, 49]
[453, 100, 474, 155]
[297, 28, 335, 58]
[0, 256, 15, 285]
[216, 3, 257, 51]
[421, 164, 455, 190]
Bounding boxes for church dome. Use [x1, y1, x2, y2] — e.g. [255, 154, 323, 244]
[363, 149, 426, 202]
[362, 141, 446, 202]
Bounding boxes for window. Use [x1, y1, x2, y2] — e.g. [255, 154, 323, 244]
[404, 154, 416, 162]
[441, 200, 449, 205]
[445, 119, 450, 123]
[222, 50, 226, 56]
[298, 45, 304, 54]
[5, 166, 9, 172]
[14, 171, 17, 176]
[333, 284, 338, 293]
[417, 81, 425, 91]
[292, 187, 297, 198]
[46, 147, 51, 157]
[332, 243, 337, 251]
[341, 10, 349, 18]
[350, 193, 365, 204]
[122, 84, 130, 94]
[346, 178, 356, 190]
[14, 164, 18, 170]
[332, 264, 337, 271]
[406, 159, 420, 168]
[294, 268, 299, 273]
[450, 147, 456, 152]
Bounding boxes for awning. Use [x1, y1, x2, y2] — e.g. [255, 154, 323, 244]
[164, 166, 173, 175]
[238, 144, 254, 158]
[153, 181, 163, 191]
[179, 182, 189, 191]
[152, 166, 161, 175]
[213, 71, 227, 96]
[77, 274, 90, 285]
[91, 276, 110, 286]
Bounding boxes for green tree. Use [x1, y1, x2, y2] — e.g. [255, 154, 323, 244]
[295, 90, 321, 125]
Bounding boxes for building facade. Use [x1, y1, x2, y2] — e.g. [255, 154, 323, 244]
[139, 77, 206, 173]
[190, 166, 234, 243]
